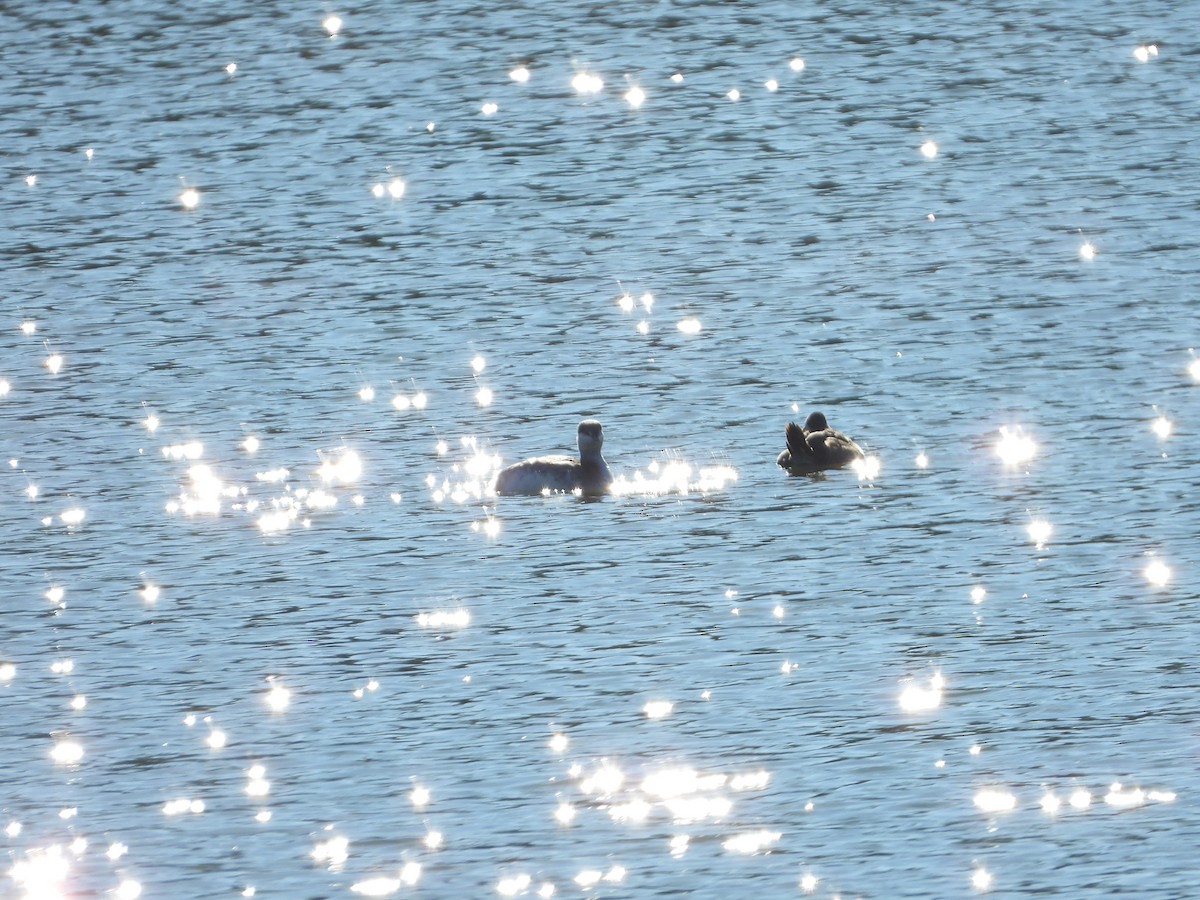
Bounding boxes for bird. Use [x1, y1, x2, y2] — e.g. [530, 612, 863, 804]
[777, 411, 864, 475]
[494, 419, 613, 495]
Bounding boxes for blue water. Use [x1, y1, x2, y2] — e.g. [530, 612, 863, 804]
[3, 1, 1199, 897]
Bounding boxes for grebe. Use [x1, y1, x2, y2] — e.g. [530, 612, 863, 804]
[777, 411, 864, 475]
[495, 419, 613, 495]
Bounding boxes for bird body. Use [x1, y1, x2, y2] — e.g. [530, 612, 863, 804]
[495, 419, 613, 495]
[777, 411, 864, 475]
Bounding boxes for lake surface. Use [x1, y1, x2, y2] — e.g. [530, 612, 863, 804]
[2, 0, 1199, 897]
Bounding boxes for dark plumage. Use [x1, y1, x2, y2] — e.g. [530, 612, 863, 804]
[776, 411, 864, 475]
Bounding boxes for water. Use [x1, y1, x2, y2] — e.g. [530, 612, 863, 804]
[2, 0, 1199, 897]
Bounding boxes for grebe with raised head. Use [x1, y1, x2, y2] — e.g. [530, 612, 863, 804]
[777, 411, 864, 475]
[494, 419, 613, 495]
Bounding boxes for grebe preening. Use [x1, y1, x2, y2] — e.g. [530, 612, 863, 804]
[495, 419, 613, 496]
[777, 411, 864, 475]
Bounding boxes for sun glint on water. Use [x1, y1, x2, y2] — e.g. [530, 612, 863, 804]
[995, 426, 1036, 466]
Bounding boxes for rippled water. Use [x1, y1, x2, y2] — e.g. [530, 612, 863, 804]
[3, 0, 1199, 897]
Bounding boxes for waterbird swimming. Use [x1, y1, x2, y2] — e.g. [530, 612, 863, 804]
[495, 419, 613, 495]
[777, 411, 864, 475]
